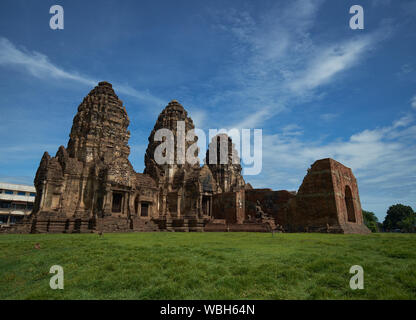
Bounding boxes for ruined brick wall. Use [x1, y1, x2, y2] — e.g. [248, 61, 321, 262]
[289, 158, 370, 234]
[212, 190, 245, 224]
[245, 189, 295, 226]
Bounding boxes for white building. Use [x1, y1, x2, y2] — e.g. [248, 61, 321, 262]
[0, 182, 36, 226]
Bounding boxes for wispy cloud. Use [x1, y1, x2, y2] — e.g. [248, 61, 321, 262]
[320, 113, 339, 122]
[0, 37, 95, 85]
[0, 37, 165, 106]
[411, 95, 416, 109]
[208, 0, 391, 129]
[246, 114, 416, 219]
[188, 108, 207, 129]
[398, 63, 413, 75]
[281, 124, 303, 136]
[287, 36, 375, 94]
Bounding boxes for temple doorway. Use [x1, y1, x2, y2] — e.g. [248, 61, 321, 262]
[202, 195, 211, 216]
[112, 192, 123, 213]
[141, 202, 149, 217]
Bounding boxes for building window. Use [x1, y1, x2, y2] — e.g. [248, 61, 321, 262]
[13, 203, 27, 210]
[30, 193, 36, 197]
[17, 192, 26, 196]
[0, 201, 11, 208]
[111, 193, 123, 213]
[5, 190, 14, 195]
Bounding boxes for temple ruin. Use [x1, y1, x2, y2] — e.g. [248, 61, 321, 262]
[4, 82, 370, 234]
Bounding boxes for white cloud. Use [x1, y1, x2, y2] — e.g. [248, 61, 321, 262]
[398, 63, 412, 75]
[205, 0, 325, 128]
[0, 37, 95, 85]
[281, 124, 303, 136]
[188, 108, 207, 129]
[320, 113, 339, 122]
[287, 37, 374, 93]
[234, 107, 273, 129]
[0, 37, 164, 107]
[411, 95, 416, 109]
[392, 114, 413, 128]
[209, 1, 391, 130]
[245, 114, 416, 219]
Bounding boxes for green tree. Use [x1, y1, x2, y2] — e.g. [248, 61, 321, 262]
[362, 210, 379, 232]
[398, 215, 416, 233]
[383, 204, 415, 231]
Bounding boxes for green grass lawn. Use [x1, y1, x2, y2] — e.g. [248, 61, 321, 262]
[1, 232, 415, 300]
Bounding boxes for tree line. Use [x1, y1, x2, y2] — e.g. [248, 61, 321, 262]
[363, 204, 415, 233]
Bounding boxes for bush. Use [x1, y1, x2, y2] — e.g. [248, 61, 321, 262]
[362, 210, 379, 232]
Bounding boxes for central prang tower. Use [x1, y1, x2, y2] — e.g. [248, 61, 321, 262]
[144, 100, 202, 218]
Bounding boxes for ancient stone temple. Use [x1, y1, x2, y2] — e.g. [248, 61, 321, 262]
[4, 81, 369, 234]
[26, 82, 160, 233]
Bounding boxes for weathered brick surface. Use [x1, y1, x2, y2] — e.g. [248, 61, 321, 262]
[245, 189, 296, 227]
[288, 158, 370, 234]
[212, 190, 245, 224]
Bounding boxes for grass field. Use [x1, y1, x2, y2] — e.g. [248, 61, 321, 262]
[1, 232, 415, 300]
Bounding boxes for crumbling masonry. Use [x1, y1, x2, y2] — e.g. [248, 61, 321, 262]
[6, 82, 369, 234]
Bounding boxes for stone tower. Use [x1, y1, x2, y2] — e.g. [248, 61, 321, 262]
[144, 100, 200, 217]
[144, 100, 199, 185]
[206, 134, 245, 193]
[32, 82, 159, 233]
[67, 81, 131, 164]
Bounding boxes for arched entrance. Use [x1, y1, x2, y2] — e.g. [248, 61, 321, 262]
[345, 186, 356, 222]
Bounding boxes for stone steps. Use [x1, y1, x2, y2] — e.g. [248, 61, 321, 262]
[204, 221, 273, 232]
[153, 217, 206, 232]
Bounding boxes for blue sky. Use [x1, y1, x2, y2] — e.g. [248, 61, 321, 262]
[0, 0, 415, 221]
